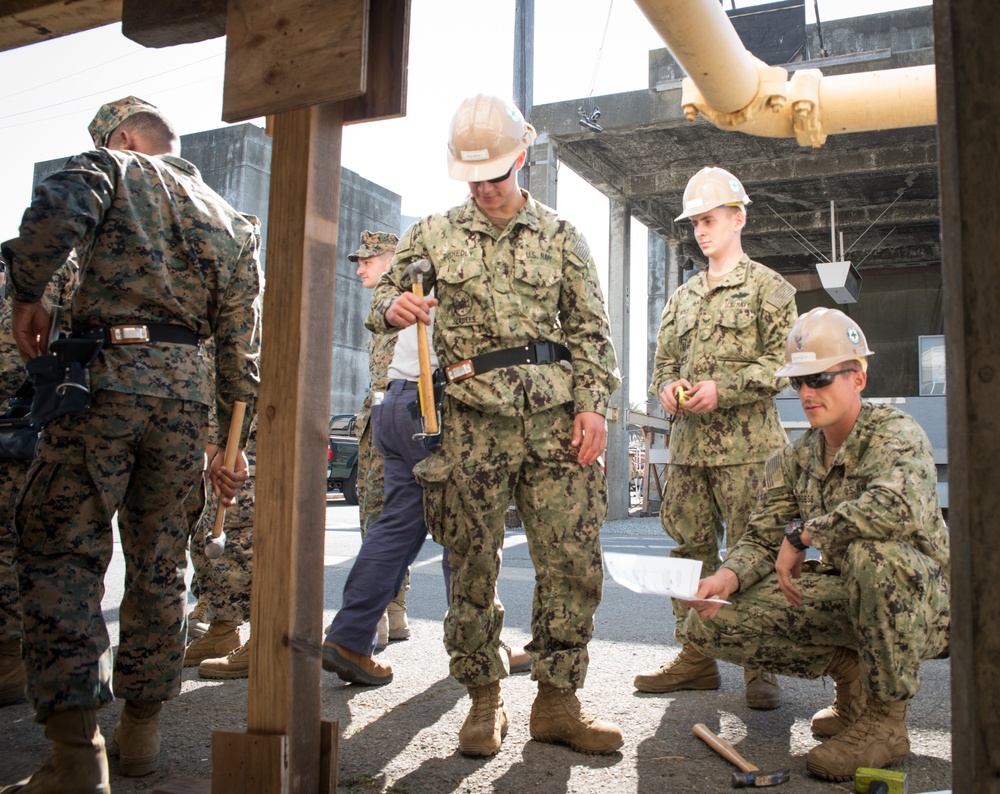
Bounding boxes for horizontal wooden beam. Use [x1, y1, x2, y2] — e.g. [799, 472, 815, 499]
[121, 0, 226, 47]
[0, 0, 121, 53]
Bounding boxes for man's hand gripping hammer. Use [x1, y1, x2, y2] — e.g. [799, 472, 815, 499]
[206, 400, 247, 560]
[401, 259, 438, 436]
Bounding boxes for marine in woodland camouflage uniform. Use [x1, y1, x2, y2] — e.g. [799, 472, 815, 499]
[370, 168, 620, 693]
[2, 96, 261, 729]
[0, 257, 77, 706]
[350, 230, 400, 533]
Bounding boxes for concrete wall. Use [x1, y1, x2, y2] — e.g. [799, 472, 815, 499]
[32, 123, 402, 420]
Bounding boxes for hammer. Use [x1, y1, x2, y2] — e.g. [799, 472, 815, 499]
[693, 723, 790, 788]
[855, 768, 907, 794]
[205, 400, 247, 560]
[400, 258, 438, 435]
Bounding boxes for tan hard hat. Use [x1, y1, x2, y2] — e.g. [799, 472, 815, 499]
[447, 95, 537, 182]
[775, 307, 874, 377]
[675, 166, 752, 221]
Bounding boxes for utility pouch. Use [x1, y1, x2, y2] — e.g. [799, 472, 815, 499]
[0, 379, 40, 459]
[26, 337, 104, 427]
[406, 369, 446, 451]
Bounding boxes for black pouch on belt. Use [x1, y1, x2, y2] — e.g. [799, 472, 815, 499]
[26, 337, 104, 427]
[406, 369, 446, 451]
[0, 378, 40, 459]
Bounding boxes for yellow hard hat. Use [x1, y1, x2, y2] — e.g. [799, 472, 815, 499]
[675, 166, 751, 221]
[776, 307, 874, 377]
[447, 95, 537, 182]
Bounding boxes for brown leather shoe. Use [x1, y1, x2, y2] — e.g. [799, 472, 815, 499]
[322, 641, 393, 686]
[502, 641, 532, 674]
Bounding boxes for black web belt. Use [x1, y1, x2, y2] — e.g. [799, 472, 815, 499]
[443, 341, 571, 384]
[75, 323, 200, 347]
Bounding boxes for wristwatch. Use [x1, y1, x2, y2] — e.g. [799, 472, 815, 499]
[784, 518, 809, 551]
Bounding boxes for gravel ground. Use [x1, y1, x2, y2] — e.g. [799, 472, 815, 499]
[0, 505, 953, 793]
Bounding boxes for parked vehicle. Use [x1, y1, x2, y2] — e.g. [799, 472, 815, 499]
[328, 413, 360, 504]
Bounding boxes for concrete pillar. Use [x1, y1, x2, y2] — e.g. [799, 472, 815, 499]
[526, 136, 557, 208]
[645, 234, 684, 412]
[934, 1, 1000, 790]
[606, 199, 631, 521]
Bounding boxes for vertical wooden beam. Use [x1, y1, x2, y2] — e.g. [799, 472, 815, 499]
[606, 198, 631, 520]
[218, 101, 343, 794]
[934, 1, 1000, 791]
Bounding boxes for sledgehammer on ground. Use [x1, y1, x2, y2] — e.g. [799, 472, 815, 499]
[693, 723, 790, 788]
[205, 400, 246, 560]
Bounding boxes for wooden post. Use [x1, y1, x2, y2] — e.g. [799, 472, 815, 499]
[934, 1, 1000, 790]
[211, 101, 344, 794]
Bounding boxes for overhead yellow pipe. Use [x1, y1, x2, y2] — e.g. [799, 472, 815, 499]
[632, 0, 937, 148]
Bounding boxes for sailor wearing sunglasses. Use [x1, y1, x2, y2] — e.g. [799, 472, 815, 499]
[681, 307, 950, 782]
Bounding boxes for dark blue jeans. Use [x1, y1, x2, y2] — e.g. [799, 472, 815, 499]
[327, 380, 430, 654]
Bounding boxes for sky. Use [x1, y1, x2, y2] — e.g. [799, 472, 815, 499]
[0, 0, 931, 405]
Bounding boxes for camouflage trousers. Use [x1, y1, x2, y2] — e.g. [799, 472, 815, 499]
[187, 473, 254, 625]
[15, 392, 207, 721]
[685, 540, 951, 701]
[415, 398, 607, 689]
[0, 458, 31, 643]
[660, 461, 764, 632]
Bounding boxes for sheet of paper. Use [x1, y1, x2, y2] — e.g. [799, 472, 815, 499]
[603, 551, 730, 603]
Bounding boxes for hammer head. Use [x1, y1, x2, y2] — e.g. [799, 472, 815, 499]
[205, 532, 227, 560]
[401, 258, 431, 281]
[855, 768, 907, 794]
[731, 769, 790, 788]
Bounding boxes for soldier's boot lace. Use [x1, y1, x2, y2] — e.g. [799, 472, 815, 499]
[811, 647, 864, 737]
[458, 681, 508, 757]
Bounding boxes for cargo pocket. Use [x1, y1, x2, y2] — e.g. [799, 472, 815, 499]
[413, 452, 455, 548]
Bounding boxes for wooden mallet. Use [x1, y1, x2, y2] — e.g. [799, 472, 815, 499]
[205, 400, 247, 560]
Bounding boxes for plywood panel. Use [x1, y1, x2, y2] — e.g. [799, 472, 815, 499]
[343, 0, 410, 125]
[223, 0, 368, 122]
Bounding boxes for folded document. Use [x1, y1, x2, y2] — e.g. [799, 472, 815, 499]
[603, 552, 730, 604]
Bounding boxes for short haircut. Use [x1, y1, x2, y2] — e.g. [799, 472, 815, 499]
[117, 111, 178, 150]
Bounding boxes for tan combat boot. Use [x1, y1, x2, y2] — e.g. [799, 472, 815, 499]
[633, 644, 721, 693]
[186, 597, 210, 639]
[183, 619, 240, 667]
[530, 683, 624, 755]
[0, 639, 27, 707]
[806, 697, 909, 781]
[744, 669, 781, 710]
[387, 587, 411, 641]
[458, 681, 508, 757]
[811, 647, 864, 737]
[110, 701, 162, 777]
[5, 709, 110, 793]
[376, 611, 389, 650]
[501, 640, 532, 674]
[200, 636, 251, 680]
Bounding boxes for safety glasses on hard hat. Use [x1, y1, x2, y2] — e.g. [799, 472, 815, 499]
[789, 369, 857, 391]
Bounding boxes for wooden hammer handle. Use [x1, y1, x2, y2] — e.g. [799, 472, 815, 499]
[410, 279, 438, 435]
[211, 400, 247, 539]
[693, 723, 759, 773]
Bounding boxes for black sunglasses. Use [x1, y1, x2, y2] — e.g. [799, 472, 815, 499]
[789, 368, 857, 391]
[482, 162, 515, 184]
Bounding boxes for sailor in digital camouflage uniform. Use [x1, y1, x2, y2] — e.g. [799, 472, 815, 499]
[369, 95, 623, 758]
[348, 230, 411, 645]
[0, 256, 77, 709]
[633, 166, 797, 710]
[1, 96, 261, 792]
[682, 308, 949, 781]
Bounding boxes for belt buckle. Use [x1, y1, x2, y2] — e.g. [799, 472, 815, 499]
[445, 359, 475, 383]
[110, 324, 150, 345]
[533, 342, 554, 364]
